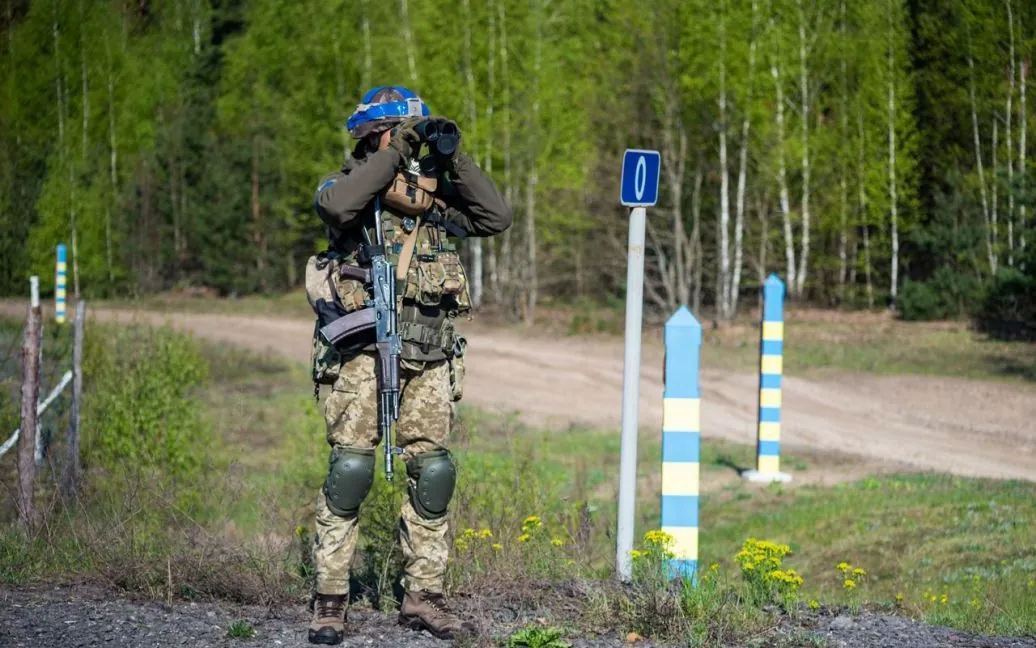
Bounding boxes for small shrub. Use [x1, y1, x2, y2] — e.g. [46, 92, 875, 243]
[976, 267, 1036, 340]
[227, 620, 256, 639]
[898, 267, 984, 321]
[82, 324, 210, 479]
[734, 538, 803, 605]
[505, 625, 571, 648]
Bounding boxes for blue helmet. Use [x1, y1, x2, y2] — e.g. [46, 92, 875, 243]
[346, 86, 430, 139]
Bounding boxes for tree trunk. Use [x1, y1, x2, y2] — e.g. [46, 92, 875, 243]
[661, 99, 689, 310]
[251, 134, 266, 289]
[771, 49, 796, 291]
[105, 30, 117, 284]
[858, 108, 874, 308]
[969, 38, 996, 275]
[498, 0, 513, 297]
[692, 164, 704, 315]
[887, 3, 900, 302]
[795, 0, 811, 297]
[732, 0, 759, 317]
[1006, 0, 1017, 265]
[524, 0, 543, 325]
[1019, 53, 1028, 256]
[400, 0, 418, 87]
[485, 0, 498, 297]
[717, 0, 731, 320]
[80, 0, 88, 163]
[361, 0, 372, 89]
[461, 0, 482, 308]
[837, 0, 849, 303]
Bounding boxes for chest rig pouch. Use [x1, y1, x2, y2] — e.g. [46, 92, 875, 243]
[378, 203, 472, 364]
[382, 158, 438, 216]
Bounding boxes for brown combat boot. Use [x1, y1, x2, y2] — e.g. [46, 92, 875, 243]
[398, 590, 475, 640]
[308, 593, 347, 645]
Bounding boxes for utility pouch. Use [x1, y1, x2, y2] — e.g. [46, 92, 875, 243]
[449, 335, 467, 402]
[381, 168, 438, 216]
[305, 252, 372, 385]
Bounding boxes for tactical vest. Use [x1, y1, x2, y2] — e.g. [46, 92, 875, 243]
[306, 204, 470, 389]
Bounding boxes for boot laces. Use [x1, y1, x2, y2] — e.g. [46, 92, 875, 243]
[316, 596, 343, 619]
[424, 592, 453, 616]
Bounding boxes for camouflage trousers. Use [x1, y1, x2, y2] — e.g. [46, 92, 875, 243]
[314, 352, 454, 596]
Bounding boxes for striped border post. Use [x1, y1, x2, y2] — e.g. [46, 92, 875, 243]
[661, 306, 702, 581]
[743, 274, 791, 484]
[55, 244, 68, 324]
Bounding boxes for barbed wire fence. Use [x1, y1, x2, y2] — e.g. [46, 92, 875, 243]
[1, 275, 85, 529]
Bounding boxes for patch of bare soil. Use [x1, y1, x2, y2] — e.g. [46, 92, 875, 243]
[2, 584, 1034, 648]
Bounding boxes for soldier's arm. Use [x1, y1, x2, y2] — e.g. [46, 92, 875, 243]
[437, 154, 512, 237]
[314, 149, 404, 229]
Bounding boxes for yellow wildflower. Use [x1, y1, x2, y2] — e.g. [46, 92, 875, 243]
[940, 594, 948, 605]
[895, 593, 905, 604]
[479, 529, 493, 539]
[455, 538, 469, 551]
[836, 562, 852, 574]
[843, 579, 857, 590]
[709, 563, 719, 572]
[518, 533, 531, 543]
[551, 537, 565, 547]
[970, 598, 981, 610]
[462, 528, 477, 539]
[294, 525, 306, 538]
[808, 600, 820, 610]
[644, 530, 675, 547]
[521, 516, 543, 531]
[852, 568, 866, 577]
[630, 549, 645, 559]
[491, 543, 503, 552]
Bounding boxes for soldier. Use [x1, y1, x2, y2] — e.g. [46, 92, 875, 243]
[304, 86, 511, 645]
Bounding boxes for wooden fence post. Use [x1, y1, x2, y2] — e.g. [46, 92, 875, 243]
[18, 277, 42, 530]
[63, 299, 85, 500]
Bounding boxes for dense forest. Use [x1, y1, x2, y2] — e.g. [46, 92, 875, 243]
[0, 0, 1034, 328]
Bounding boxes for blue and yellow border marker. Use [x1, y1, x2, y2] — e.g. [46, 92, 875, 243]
[743, 274, 791, 483]
[55, 244, 68, 324]
[661, 306, 702, 580]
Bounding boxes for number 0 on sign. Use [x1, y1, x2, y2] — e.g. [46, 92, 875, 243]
[620, 149, 661, 207]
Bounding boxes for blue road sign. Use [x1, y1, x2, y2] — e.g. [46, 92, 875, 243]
[620, 149, 661, 207]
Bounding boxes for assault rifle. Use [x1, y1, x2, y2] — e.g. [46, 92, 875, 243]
[319, 197, 402, 481]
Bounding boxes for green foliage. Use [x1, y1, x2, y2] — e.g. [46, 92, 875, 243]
[505, 625, 571, 648]
[81, 324, 210, 478]
[226, 620, 257, 639]
[976, 266, 1036, 340]
[898, 268, 984, 321]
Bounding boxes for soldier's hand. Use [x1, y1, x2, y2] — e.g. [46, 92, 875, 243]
[388, 117, 423, 161]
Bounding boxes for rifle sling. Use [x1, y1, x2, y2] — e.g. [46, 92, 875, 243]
[395, 215, 422, 282]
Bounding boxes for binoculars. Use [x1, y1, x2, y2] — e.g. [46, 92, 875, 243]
[413, 118, 460, 157]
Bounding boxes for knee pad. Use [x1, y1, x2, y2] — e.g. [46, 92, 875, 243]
[405, 450, 457, 520]
[324, 446, 375, 518]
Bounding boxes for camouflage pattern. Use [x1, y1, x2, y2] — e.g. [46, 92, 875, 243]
[314, 352, 453, 595]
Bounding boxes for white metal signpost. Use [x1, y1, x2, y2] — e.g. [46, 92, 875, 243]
[616, 148, 661, 583]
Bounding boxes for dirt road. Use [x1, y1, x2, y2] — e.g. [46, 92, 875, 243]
[53, 306, 1034, 483]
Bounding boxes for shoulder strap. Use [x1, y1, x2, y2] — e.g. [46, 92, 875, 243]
[395, 215, 423, 282]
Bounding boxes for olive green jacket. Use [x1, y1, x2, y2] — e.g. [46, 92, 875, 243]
[314, 144, 512, 249]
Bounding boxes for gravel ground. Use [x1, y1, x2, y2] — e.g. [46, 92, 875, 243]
[1, 585, 1034, 648]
